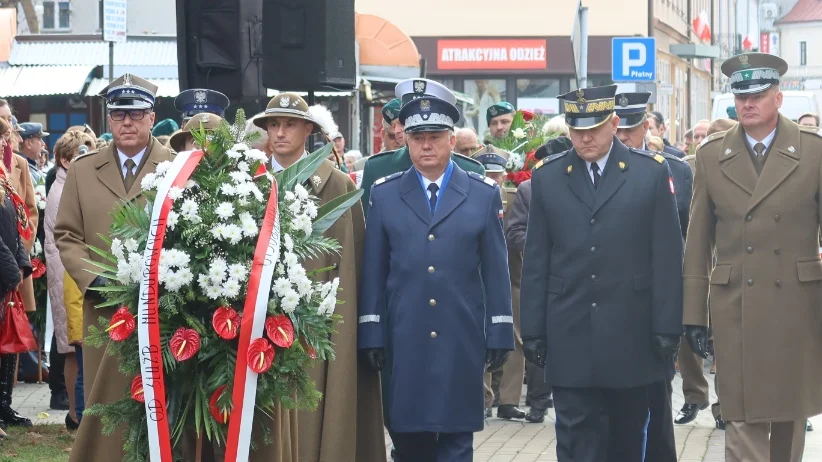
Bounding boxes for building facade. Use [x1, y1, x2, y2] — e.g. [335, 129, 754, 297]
[16, 0, 175, 36]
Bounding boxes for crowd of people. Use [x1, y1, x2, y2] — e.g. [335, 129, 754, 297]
[0, 50, 818, 462]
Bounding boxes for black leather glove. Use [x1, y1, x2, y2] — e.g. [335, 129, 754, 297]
[361, 348, 385, 371]
[485, 349, 510, 373]
[653, 334, 681, 362]
[522, 338, 547, 368]
[684, 325, 710, 359]
[89, 276, 107, 288]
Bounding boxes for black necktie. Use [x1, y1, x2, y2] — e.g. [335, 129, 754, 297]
[427, 183, 439, 213]
[591, 163, 601, 189]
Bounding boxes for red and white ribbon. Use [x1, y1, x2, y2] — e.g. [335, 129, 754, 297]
[225, 178, 280, 461]
[138, 149, 204, 462]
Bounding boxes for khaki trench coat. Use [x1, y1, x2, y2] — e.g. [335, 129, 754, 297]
[9, 154, 37, 313]
[683, 115, 822, 422]
[297, 160, 386, 462]
[56, 140, 300, 461]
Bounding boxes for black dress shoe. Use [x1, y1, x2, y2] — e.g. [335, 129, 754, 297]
[50, 393, 70, 411]
[497, 405, 526, 419]
[525, 408, 546, 423]
[65, 413, 80, 431]
[0, 407, 31, 427]
[546, 398, 554, 408]
[675, 402, 709, 424]
[715, 415, 726, 430]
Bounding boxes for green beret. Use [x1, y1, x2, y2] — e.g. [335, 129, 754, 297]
[726, 106, 737, 120]
[382, 98, 402, 124]
[99, 133, 113, 142]
[486, 102, 515, 125]
[152, 118, 180, 137]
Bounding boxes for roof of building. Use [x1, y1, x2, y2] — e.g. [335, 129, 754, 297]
[8, 38, 177, 66]
[776, 0, 822, 25]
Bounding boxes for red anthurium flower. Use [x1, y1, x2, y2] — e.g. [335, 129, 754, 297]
[300, 338, 317, 360]
[106, 307, 136, 342]
[247, 338, 275, 374]
[30, 258, 46, 279]
[265, 315, 295, 348]
[169, 328, 201, 361]
[212, 306, 241, 340]
[131, 375, 145, 403]
[209, 385, 231, 424]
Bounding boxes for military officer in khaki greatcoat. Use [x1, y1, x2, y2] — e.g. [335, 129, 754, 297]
[472, 145, 527, 420]
[684, 52, 822, 461]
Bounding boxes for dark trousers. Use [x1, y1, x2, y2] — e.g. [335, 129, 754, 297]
[48, 336, 66, 397]
[392, 431, 472, 462]
[646, 379, 677, 462]
[526, 359, 552, 410]
[553, 385, 650, 462]
[74, 346, 84, 420]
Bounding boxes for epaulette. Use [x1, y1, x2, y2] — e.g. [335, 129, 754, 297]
[799, 125, 822, 137]
[373, 171, 402, 187]
[659, 151, 688, 163]
[629, 148, 666, 164]
[533, 151, 568, 170]
[72, 149, 101, 163]
[699, 131, 727, 147]
[452, 152, 483, 166]
[467, 171, 497, 187]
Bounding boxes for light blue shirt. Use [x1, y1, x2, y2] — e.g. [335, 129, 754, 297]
[117, 147, 146, 178]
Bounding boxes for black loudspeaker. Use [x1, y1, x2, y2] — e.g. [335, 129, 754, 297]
[176, 0, 264, 103]
[262, 0, 356, 91]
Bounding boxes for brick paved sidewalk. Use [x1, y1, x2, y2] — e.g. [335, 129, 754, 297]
[11, 366, 822, 461]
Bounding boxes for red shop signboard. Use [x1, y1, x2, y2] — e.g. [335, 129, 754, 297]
[437, 39, 547, 71]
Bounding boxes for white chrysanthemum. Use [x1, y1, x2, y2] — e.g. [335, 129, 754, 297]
[244, 149, 268, 162]
[329, 277, 340, 296]
[177, 267, 194, 286]
[166, 211, 179, 231]
[294, 183, 309, 201]
[303, 201, 318, 219]
[236, 161, 250, 172]
[161, 248, 191, 268]
[229, 171, 252, 184]
[273, 277, 292, 296]
[124, 238, 139, 253]
[209, 258, 228, 283]
[141, 173, 158, 191]
[283, 252, 299, 269]
[285, 191, 296, 202]
[167, 186, 184, 201]
[221, 183, 237, 196]
[288, 200, 302, 216]
[275, 263, 286, 277]
[117, 260, 135, 283]
[295, 276, 312, 298]
[184, 179, 198, 190]
[231, 143, 250, 152]
[156, 161, 173, 176]
[512, 128, 527, 139]
[226, 149, 242, 160]
[234, 182, 252, 198]
[238, 197, 249, 207]
[293, 214, 313, 236]
[228, 263, 247, 282]
[111, 238, 125, 260]
[251, 184, 264, 202]
[223, 278, 242, 298]
[205, 285, 223, 300]
[180, 199, 201, 223]
[211, 224, 227, 240]
[215, 202, 235, 220]
[281, 289, 301, 313]
[287, 263, 307, 283]
[222, 224, 243, 244]
[283, 234, 294, 251]
[163, 270, 186, 292]
[239, 212, 258, 237]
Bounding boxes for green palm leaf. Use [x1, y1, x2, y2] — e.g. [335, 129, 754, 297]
[274, 143, 333, 193]
[310, 188, 364, 238]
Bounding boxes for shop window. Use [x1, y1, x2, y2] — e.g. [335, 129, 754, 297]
[462, 79, 507, 138]
[516, 79, 560, 116]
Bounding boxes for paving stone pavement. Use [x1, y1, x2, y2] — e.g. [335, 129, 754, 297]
[10, 364, 822, 461]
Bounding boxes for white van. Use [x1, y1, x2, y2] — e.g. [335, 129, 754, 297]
[711, 91, 818, 122]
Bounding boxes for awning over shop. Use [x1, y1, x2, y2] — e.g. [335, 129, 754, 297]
[356, 14, 419, 81]
[0, 65, 95, 97]
[8, 38, 177, 66]
[85, 77, 180, 98]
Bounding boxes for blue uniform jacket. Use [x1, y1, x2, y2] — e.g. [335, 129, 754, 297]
[358, 163, 514, 433]
[520, 138, 684, 389]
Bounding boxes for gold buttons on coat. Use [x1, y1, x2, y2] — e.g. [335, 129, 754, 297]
[428, 234, 435, 241]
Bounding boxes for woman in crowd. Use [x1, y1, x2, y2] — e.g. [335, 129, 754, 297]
[0, 117, 34, 429]
[45, 130, 95, 430]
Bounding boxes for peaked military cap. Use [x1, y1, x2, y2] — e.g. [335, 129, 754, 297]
[169, 113, 223, 152]
[399, 96, 460, 133]
[486, 102, 515, 125]
[152, 118, 180, 137]
[721, 52, 788, 95]
[9, 116, 20, 132]
[175, 89, 230, 123]
[382, 98, 402, 124]
[395, 78, 457, 106]
[98, 73, 157, 110]
[471, 145, 509, 173]
[559, 85, 617, 130]
[534, 136, 573, 160]
[253, 93, 322, 134]
[18, 122, 49, 139]
[614, 92, 651, 129]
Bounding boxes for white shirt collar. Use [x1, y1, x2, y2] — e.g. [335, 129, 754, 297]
[585, 142, 612, 175]
[270, 152, 307, 173]
[117, 147, 147, 178]
[421, 172, 446, 198]
[745, 128, 777, 153]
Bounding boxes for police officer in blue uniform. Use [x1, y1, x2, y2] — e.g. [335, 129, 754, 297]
[359, 93, 514, 462]
[174, 88, 230, 125]
[520, 85, 684, 462]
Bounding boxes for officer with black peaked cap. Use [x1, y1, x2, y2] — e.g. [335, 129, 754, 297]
[174, 88, 230, 125]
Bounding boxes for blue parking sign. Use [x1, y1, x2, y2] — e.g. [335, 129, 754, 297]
[612, 37, 656, 82]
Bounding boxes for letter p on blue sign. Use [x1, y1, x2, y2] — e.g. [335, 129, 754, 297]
[612, 37, 656, 82]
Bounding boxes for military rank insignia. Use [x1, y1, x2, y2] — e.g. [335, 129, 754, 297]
[618, 161, 626, 171]
[653, 154, 665, 164]
[566, 164, 572, 174]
